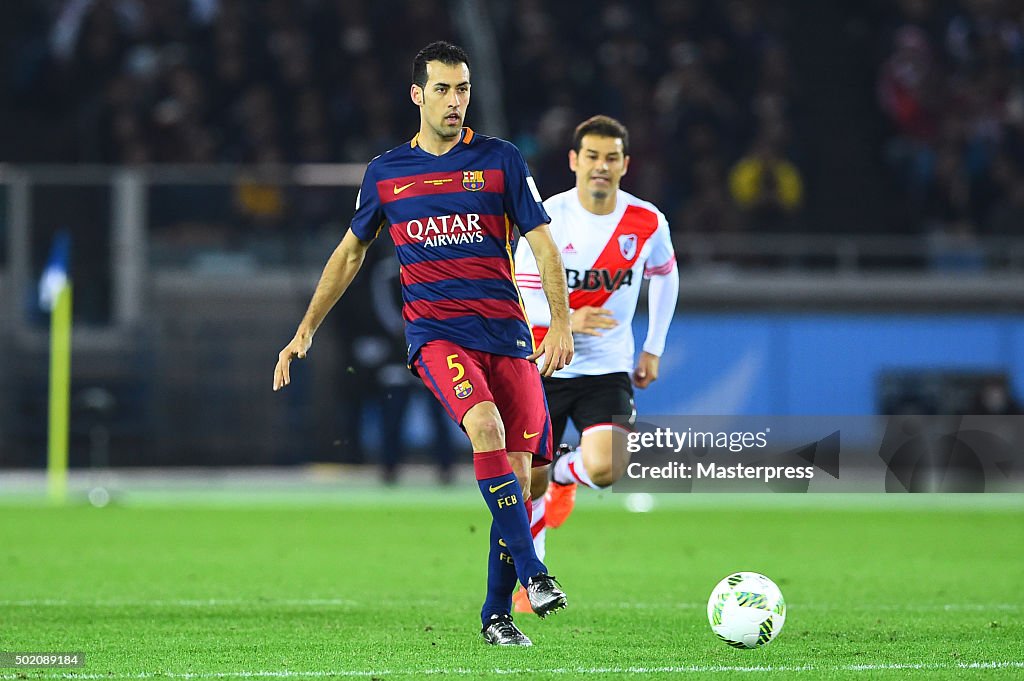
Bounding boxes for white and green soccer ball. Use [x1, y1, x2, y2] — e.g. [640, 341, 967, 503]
[707, 572, 786, 649]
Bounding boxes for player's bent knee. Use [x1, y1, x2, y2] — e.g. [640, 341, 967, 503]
[588, 458, 620, 488]
[462, 402, 505, 449]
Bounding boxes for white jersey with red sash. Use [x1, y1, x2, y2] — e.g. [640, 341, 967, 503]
[514, 188, 676, 378]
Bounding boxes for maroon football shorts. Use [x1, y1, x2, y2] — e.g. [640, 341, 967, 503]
[414, 339, 552, 465]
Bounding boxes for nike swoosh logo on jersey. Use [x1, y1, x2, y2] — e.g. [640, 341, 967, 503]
[523, 431, 540, 439]
[489, 480, 515, 493]
[393, 181, 416, 195]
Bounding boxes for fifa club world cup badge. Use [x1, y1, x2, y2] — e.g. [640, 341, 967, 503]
[454, 379, 474, 399]
[462, 170, 486, 191]
[618, 233, 638, 260]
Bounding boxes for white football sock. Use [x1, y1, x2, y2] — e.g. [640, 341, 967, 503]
[552, 447, 601, 489]
[531, 495, 546, 562]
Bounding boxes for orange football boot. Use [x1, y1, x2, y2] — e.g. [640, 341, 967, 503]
[512, 585, 533, 614]
[545, 443, 578, 528]
[544, 480, 577, 528]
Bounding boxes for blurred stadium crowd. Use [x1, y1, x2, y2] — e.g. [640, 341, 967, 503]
[3, 0, 1024, 244]
[878, 0, 1024, 252]
[497, 0, 800, 236]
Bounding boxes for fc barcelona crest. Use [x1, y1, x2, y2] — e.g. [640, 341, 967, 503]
[618, 233, 638, 260]
[462, 170, 486, 191]
[454, 379, 474, 399]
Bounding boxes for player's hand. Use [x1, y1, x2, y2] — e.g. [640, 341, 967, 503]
[570, 306, 618, 336]
[632, 351, 660, 389]
[274, 332, 313, 391]
[528, 322, 574, 377]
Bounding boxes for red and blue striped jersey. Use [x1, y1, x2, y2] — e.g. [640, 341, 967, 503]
[350, 128, 550, 363]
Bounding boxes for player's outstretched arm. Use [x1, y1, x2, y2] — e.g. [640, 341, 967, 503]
[273, 230, 373, 391]
[523, 224, 573, 377]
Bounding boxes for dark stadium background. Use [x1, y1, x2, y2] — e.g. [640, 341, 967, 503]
[1, 0, 1022, 474]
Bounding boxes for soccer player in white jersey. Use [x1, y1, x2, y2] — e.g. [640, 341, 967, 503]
[511, 115, 679, 611]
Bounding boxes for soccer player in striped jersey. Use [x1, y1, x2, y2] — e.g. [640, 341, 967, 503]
[273, 42, 573, 646]
[511, 115, 679, 612]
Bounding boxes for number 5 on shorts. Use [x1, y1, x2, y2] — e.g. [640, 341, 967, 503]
[446, 354, 465, 383]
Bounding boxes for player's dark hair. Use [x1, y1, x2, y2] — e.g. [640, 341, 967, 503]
[572, 115, 630, 155]
[412, 41, 470, 88]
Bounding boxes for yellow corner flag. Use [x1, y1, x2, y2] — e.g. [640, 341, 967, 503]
[40, 231, 72, 504]
[47, 284, 73, 503]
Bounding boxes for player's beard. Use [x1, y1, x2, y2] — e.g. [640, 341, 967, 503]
[589, 175, 613, 200]
[434, 114, 462, 139]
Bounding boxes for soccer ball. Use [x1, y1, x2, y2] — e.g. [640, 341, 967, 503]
[707, 572, 786, 649]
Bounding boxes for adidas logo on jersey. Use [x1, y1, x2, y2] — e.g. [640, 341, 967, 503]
[562, 242, 577, 254]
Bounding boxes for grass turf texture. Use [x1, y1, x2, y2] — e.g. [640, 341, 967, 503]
[0, 491, 1021, 680]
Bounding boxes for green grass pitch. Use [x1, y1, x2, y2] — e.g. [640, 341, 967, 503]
[1, 490, 1021, 680]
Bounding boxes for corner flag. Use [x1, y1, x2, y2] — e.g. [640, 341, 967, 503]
[41, 230, 72, 503]
[39, 230, 70, 312]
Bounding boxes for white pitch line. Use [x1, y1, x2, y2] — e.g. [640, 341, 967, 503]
[0, 598, 361, 607]
[0, 661, 1022, 679]
[0, 598, 1020, 613]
